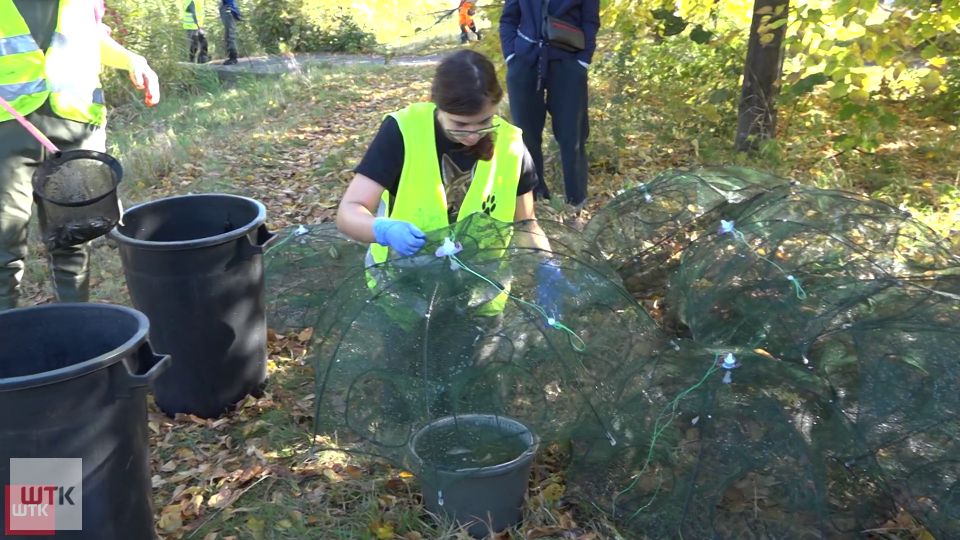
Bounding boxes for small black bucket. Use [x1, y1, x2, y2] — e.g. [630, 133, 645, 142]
[0, 303, 170, 539]
[108, 193, 277, 419]
[32, 150, 123, 251]
[409, 414, 539, 538]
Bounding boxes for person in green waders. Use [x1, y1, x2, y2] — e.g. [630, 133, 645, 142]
[337, 49, 574, 418]
[0, 0, 160, 312]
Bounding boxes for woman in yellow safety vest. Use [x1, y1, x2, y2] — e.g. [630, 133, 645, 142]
[337, 49, 572, 417]
[0, 0, 159, 312]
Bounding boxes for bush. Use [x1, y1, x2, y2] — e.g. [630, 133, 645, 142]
[928, 56, 960, 122]
[249, 1, 376, 54]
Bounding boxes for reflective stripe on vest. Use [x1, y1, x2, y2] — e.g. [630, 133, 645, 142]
[365, 102, 524, 316]
[0, 34, 38, 56]
[182, 0, 204, 29]
[0, 79, 45, 102]
[0, 0, 106, 125]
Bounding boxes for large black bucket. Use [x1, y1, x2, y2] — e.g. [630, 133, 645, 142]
[107, 194, 277, 419]
[0, 303, 170, 539]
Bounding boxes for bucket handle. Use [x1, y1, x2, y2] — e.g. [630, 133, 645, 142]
[239, 224, 278, 260]
[116, 341, 172, 396]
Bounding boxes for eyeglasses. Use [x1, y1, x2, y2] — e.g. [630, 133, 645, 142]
[445, 123, 500, 139]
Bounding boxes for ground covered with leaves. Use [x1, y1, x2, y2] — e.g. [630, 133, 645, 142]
[18, 53, 957, 539]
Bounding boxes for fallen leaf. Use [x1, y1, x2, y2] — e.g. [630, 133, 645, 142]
[753, 348, 776, 360]
[298, 327, 314, 342]
[344, 465, 362, 478]
[157, 504, 183, 533]
[375, 523, 395, 539]
[246, 517, 265, 539]
[323, 468, 343, 483]
[384, 478, 405, 490]
[541, 483, 565, 505]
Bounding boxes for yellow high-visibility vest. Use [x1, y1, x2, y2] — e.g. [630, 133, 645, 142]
[365, 102, 525, 318]
[0, 0, 106, 126]
[182, 0, 205, 29]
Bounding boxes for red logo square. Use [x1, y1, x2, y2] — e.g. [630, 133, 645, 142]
[5, 485, 55, 535]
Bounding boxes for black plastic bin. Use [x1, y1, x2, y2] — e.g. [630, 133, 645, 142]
[0, 303, 170, 539]
[108, 194, 276, 419]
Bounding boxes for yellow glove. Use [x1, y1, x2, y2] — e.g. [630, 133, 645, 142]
[99, 28, 160, 106]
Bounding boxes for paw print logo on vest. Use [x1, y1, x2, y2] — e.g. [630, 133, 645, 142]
[482, 194, 497, 215]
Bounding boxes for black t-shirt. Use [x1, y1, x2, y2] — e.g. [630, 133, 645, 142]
[354, 114, 540, 223]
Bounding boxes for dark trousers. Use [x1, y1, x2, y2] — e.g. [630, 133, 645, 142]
[506, 57, 590, 206]
[0, 102, 104, 311]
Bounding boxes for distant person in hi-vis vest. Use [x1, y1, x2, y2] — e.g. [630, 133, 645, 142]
[181, 0, 210, 63]
[0, 0, 159, 312]
[337, 49, 575, 417]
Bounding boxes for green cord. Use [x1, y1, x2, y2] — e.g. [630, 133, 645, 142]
[264, 227, 297, 256]
[615, 355, 722, 522]
[732, 230, 807, 299]
[447, 252, 587, 352]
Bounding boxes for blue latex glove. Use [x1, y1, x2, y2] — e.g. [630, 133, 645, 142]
[373, 217, 426, 257]
[535, 259, 571, 323]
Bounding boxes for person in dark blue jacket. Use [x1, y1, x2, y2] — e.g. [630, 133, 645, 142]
[220, 0, 242, 65]
[499, 0, 600, 222]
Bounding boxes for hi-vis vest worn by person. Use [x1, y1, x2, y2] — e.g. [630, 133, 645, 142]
[0, 0, 106, 126]
[366, 101, 525, 318]
[182, 0, 205, 29]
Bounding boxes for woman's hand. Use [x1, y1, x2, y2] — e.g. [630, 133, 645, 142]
[126, 54, 159, 106]
[373, 218, 426, 256]
[98, 28, 159, 105]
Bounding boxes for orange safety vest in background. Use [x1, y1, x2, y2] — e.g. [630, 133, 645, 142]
[458, 1, 474, 26]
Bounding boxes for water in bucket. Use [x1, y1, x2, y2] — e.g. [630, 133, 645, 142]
[414, 419, 531, 470]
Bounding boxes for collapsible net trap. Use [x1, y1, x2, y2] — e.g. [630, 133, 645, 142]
[260, 167, 960, 539]
[581, 166, 787, 296]
[264, 223, 369, 333]
[811, 304, 960, 539]
[666, 184, 960, 363]
[304, 213, 675, 504]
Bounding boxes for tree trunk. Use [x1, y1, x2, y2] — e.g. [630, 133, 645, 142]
[735, 0, 789, 153]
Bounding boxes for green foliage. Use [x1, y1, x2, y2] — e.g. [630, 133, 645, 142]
[602, 31, 745, 143]
[601, 0, 960, 150]
[928, 55, 960, 120]
[248, 1, 376, 54]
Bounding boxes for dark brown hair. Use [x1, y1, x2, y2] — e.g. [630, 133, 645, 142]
[431, 49, 504, 161]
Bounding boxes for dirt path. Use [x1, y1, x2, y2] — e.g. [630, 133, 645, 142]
[181, 52, 442, 83]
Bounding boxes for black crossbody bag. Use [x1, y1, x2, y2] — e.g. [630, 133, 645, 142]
[541, 0, 585, 52]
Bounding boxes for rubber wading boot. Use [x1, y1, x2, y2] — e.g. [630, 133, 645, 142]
[52, 272, 90, 304]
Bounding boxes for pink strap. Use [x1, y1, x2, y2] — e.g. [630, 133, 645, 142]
[0, 95, 60, 154]
[94, 0, 105, 25]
